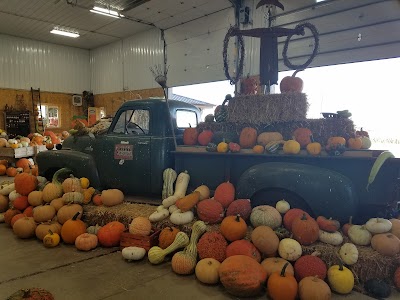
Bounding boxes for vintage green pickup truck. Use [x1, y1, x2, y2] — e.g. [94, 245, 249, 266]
[36, 98, 400, 223]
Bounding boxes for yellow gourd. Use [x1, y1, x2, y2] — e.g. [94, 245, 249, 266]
[217, 141, 229, 153]
[327, 261, 354, 294]
[82, 187, 96, 204]
[80, 177, 90, 189]
[283, 140, 301, 154]
[148, 231, 189, 264]
[306, 142, 322, 156]
[43, 230, 60, 248]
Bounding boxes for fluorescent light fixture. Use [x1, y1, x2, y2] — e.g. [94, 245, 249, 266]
[90, 6, 124, 18]
[316, 0, 327, 2]
[50, 28, 79, 38]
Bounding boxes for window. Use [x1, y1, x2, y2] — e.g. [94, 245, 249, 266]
[38, 105, 60, 128]
[113, 109, 150, 135]
[176, 109, 198, 128]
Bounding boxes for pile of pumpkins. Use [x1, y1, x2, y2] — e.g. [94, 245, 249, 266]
[0, 167, 126, 251]
[183, 126, 372, 156]
[123, 168, 400, 299]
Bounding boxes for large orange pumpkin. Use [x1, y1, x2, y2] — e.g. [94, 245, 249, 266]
[16, 158, 32, 169]
[97, 221, 126, 247]
[60, 212, 87, 244]
[14, 172, 38, 196]
[196, 199, 224, 224]
[283, 208, 310, 231]
[267, 262, 298, 300]
[214, 181, 235, 209]
[291, 213, 319, 246]
[239, 127, 258, 149]
[219, 255, 267, 297]
[226, 240, 261, 262]
[220, 215, 247, 242]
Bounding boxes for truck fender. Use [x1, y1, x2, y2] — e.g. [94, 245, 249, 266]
[236, 162, 358, 223]
[36, 150, 101, 189]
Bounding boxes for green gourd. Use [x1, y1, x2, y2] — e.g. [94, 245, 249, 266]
[62, 192, 84, 204]
[162, 168, 177, 200]
[148, 231, 189, 264]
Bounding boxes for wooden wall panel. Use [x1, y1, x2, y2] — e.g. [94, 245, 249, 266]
[93, 88, 164, 117]
[0, 88, 83, 134]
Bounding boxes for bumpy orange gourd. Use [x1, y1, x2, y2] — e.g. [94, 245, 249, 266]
[239, 127, 258, 149]
[291, 213, 320, 246]
[129, 216, 152, 236]
[226, 239, 261, 262]
[60, 212, 87, 244]
[158, 227, 180, 249]
[214, 181, 235, 209]
[293, 128, 312, 148]
[14, 172, 38, 196]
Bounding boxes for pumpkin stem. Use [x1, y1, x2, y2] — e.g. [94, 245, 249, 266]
[301, 213, 308, 221]
[338, 260, 344, 271]
[348, 216, 353, 225]
[48, 229, 53, 235]
[72, 211, 81, 220]
[280, 262, 289, 277]
[235, 214, 241, 222]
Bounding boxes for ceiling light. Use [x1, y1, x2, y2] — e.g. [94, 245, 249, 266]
[50, 28, 79, 38]
[90, 6, 124, 18]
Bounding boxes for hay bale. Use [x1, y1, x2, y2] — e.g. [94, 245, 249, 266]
[198, 118, 355, 144]
[227, 93, 308, 124]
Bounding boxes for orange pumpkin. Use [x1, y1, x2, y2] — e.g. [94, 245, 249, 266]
[291, 213, 319, 246]
[60, 212, 87, 244]
[158, 227, 180, 249]
[6, 167, 18, 177]
[183, 126, 198, 145]
[251, 226, 280, 256]
[239, 127, 258, 149]
[220, 215, 247, 242]
[267, 262, 298, 300]
[219, 255, 267, 297]
[261, 257, 294, 279]
[347, 137, 362, 150]
[252, 145, 264, 154]
[280, 74, 303, 93]
[327, 136, 346, 147]
[97, 221, 126, 247]
[293, 128, 312, 148]
[226, 240, 261, 262]
[92, 194, 102, 206]
[0, 164, 7, 176]
[283, 209, 311, 231]
[12, 196, 29, 211]
[16, 158, 32, 169]
[214, 181, 235, 209]
[14, 172, 38, 196]
[197, 130, 214, 146]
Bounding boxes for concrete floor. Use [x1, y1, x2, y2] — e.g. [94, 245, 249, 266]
[2, 224, 398, 300]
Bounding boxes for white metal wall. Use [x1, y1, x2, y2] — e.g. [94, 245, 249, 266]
[165, 9, 235, 87]
[0, 34, 90, 93]
[90, 28, 164, 94]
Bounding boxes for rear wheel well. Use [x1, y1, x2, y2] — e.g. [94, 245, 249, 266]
[250, 187, 315, 217]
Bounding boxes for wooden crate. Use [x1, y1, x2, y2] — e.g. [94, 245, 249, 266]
[119, 229, 161, 251]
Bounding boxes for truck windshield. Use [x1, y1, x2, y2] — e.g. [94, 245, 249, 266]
[112, 109, 150, 135]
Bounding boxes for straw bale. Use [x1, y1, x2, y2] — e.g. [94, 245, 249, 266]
[227, 93, 308, 124]
[198, 118, 355, 144]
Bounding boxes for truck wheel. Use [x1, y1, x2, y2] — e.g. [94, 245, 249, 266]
[251, 187, 314, 217]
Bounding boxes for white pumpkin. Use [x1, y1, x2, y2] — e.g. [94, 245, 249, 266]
[9, 190, 22, 202]
[250, 205, 282, 229]
[365, 218, 392, 234]
[318, 230, 343, 246]
[339, 243, 359, 265]
[0, 183, 15, 196]
[149, 207, 169, 222]
[278, 238, 302, 261]
[168, 204, 179, 214]
[275, 199, 290, 214]
[348, 225, 372, 246]
[170, 209, 194, 225]
[122, 246, 147, 261]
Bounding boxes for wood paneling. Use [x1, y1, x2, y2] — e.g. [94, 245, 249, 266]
[93, 88, 164, 117]
[0, 88, 83, 134]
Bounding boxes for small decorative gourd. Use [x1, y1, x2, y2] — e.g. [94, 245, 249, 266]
[339, 243, 358, 265]
[250, 205, 282, 229]
[318, 230, 343, 246]
[122, 246, 147, 261]
[316, 216, 340, 233]
[278, 238, 302, 261]
[251, 226, 280, 256]
[42, 168, 70, 203]
[129, 216, 152, 236]
[86, 224, 102, 235]
[175, 191, 200, 212]
[371, 233, 400, 256]
[327, 261, 354, 294]
[43, 230, 60, 247]
[169, 209, 194, 225]
[195, 258, 221, 285]
[365, 217, 392, 234]
[292, 213, 319, 245]
[162, 168, 177, 200]
[158, 226, 180, 249]
[32, 205, 56, 223]
[62, 174, 83, 193]
[13, 217, 37, 238]
[148, 231, 189, 264]
[261, 257, 294, 279]
[348, 225, 372, 246]
[62, 191, 84, 204]
[298, 276, 331, 300]
[275, 199, 290, 214]
[101, 189, 124, 207]
[267, 262, 298, 300]
[149, 205, 169, 222]
[75, 233, 98, 251]
[35, 221, 62, 241]
[60, 212, 87, 244]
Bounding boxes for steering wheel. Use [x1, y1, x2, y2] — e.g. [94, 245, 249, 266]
[126, 122, 145, 134]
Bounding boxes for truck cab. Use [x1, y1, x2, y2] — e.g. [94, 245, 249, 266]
[36, 99, 201, 196]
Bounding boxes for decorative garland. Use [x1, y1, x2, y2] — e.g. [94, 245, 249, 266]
[223, 26, 245, 85]
[282, 22, 319, 72]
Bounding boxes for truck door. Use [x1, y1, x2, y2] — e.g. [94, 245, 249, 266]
[96, 107, 152, 195]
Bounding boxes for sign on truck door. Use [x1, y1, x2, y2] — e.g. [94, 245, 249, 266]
[96, 107, 151, 194]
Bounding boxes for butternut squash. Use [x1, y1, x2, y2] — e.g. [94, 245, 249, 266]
[175, 191, 200, 212]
